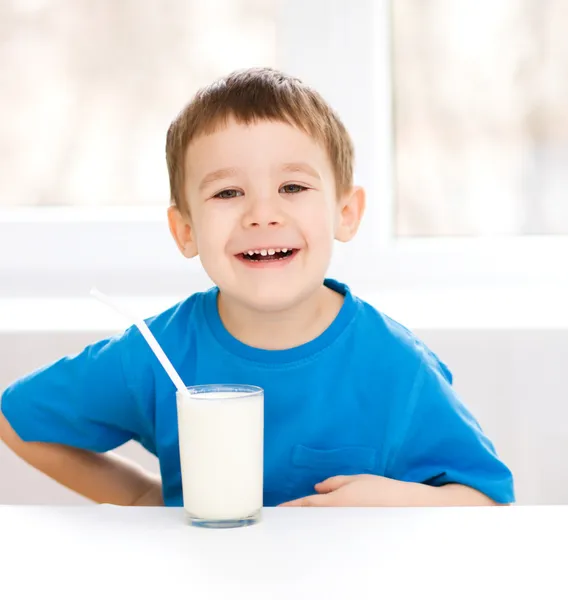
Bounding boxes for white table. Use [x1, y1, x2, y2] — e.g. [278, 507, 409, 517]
[1, 505, 566, 599]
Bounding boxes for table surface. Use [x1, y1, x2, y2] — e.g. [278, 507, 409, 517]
[1, 505, 566, 599]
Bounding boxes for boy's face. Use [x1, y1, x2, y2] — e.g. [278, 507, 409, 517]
[169, 118, 364, 312]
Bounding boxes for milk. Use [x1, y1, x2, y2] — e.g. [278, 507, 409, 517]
[176, 387, 264, 525]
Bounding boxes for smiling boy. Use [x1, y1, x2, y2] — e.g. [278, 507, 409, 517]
[0, 68, 514, 507]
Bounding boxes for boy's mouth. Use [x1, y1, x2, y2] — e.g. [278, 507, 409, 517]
[236, 248, 299, 263]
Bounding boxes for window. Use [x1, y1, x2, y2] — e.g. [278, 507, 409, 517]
[2, 0, 566, 298]
[392, 0, 568, 237]
[1, 0, 276, 208]
[0, 0, 276, 297]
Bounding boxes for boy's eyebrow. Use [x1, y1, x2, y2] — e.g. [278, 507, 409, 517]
[280, 162, 321, 180]
[198, 163, 320, 191]
[198, 167, 239, 191]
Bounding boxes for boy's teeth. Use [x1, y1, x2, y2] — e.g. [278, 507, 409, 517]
[241, 247, 295, 258]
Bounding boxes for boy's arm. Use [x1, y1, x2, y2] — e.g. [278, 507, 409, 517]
[1, 328, 165, 505]
[280, 475, 500, 507]
[418, 482, 499, 506]
[383, 357, 515, 505]
[284, 356, 514, 509]
[0, 411, 162, 506]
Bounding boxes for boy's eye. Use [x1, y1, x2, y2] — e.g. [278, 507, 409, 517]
[214, 189, 243, 199]
[280, 184, 308, 194]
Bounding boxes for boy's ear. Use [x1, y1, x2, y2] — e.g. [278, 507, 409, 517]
[167, 205, 198, 258]
[335, 186, 366, 243]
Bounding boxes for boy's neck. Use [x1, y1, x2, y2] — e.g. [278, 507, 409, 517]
[217, 284, 344, 350]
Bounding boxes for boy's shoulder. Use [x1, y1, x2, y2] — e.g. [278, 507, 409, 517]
[143, 288, 211, 331]
[118, 287, 215, 354]
[350, 290, 452, 384]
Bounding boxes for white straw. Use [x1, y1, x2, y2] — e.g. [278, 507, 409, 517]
[90, 288, 187, 394]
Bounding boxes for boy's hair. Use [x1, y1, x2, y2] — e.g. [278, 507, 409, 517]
[165, 67, 354, 213]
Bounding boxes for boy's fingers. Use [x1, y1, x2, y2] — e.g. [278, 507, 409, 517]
[315, 475, 356, 493]
[279, 494, 330, 507]
[280, 475, 369, 506]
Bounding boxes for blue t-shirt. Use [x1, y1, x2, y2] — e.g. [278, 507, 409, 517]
[1, 279, 514, 505]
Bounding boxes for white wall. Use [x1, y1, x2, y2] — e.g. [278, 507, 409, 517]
[2, 302, 567, 505]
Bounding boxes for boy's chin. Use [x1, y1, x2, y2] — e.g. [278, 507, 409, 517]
[238, 292, 303, 314]
[224, 285, 315, 314]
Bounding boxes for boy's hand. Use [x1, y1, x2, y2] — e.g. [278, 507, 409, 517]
[280, 474, 412, 507]
[279, 474, 498, 507]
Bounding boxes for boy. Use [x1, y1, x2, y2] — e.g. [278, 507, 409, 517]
[0, 68, 514, 508]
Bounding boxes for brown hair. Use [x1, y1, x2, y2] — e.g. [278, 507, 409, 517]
[165, 67, 354, 212]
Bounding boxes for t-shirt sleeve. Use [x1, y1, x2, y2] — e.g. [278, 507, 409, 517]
[385, 357, 515, 504]
[0, 330, 143, 453]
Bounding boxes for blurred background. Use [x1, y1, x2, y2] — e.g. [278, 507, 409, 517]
[1, 0, 567, 506]
[1, 0, 567, 235]
[0, 0, 276, 210]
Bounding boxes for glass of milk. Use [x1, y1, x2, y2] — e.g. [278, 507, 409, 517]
[176, 384, 264, 528]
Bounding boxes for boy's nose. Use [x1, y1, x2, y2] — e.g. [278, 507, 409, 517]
[242, 196, 283, 228]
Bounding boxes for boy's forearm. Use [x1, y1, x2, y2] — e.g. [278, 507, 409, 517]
[404, 481, 500, 506]
[0, 413, 162, 506]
